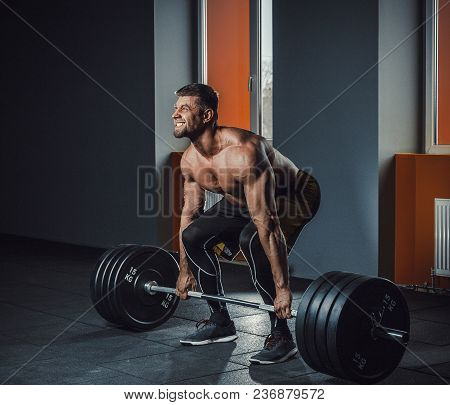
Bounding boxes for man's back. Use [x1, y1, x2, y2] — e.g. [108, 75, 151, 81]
[181, 126, 299, 206]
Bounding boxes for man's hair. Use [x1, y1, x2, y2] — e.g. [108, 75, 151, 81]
[175, 83, 219, 124]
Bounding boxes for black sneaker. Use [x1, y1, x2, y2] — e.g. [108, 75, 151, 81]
[179, 319, 238, 346]
[249, 331, 298, 364]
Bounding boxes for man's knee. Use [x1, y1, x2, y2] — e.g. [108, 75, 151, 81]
[299, 175, 321, 219]
[181, 223, 212, 249]
[182, 223, 201, 248]
[239, 226, 257, 252]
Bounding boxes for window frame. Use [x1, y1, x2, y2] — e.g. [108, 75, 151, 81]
[425, 0, 450, 153]
[198, 0, 273, 142]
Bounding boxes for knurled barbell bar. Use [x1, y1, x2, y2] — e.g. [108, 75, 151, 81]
[144, 282, 408, 342]
[90, 244, 410, 384]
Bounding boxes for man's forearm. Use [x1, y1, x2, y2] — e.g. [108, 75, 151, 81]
[256, 224, 290, 290]
[178, 236, 189, 274]
[178, 211, 196, 273]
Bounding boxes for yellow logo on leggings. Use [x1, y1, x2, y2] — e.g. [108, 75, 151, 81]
[213, 242, 234, 260]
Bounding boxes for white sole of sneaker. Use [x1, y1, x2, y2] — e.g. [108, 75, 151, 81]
[249, 347, 298, 365]
[179, 334, 238, 346]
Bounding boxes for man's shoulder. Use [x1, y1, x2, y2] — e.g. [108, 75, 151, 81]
[218, 125, 256, 140]
[220, 129, 266, 164]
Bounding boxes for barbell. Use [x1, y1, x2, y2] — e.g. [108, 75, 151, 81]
[90, 244, 410, 383]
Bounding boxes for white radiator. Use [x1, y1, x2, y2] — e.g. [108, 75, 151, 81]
[204, 190, 223, 212]
[435, 198, 450, 277]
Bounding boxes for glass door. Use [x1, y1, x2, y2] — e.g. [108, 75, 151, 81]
[250, 0, 273, 140]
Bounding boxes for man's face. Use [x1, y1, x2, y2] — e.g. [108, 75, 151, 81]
[172, 96, 205, 139]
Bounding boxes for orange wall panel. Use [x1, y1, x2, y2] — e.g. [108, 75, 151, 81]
[207, 0, 250, 130]
[394, 156, 416, 283]
[395, 154, 450, 288]
[438, 0, 450, 144]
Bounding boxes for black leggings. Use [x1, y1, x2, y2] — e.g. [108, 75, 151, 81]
[181, 198, 289, 332]
[181, 171, 320, 333]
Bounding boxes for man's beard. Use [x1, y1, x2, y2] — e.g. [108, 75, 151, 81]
[173, 127, 187, 138]
[173, 123, 205, 140]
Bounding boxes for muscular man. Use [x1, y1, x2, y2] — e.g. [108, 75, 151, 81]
[173, 83, 321, 364]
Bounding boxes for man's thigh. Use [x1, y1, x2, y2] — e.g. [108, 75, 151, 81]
[277, 172, 321, 253]
[194, 198, 250, 259]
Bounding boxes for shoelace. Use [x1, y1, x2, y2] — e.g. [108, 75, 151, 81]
[195, 319, 213, 329]
[264, 333, 290, 350]
[263, 334, 278, 350]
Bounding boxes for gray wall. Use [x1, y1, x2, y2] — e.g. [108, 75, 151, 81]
[154, 0, 197, 247]
[378, 0, 422, 279]
[273, 0, 380, 278]
[0, 0, 424, 274]
[0, 1, 156, 247]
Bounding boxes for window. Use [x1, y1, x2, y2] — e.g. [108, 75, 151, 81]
[260, 0, 273, 141]
[199, 0, 273, 141]
[425, 0, 450, 153]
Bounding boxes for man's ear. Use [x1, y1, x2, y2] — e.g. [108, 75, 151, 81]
[203, 108, 214, 124]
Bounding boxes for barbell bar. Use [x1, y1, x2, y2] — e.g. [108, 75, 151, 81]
[144, 281, 298, 315]
[90, 244, 411, 383]
[144, 282, 408, 345]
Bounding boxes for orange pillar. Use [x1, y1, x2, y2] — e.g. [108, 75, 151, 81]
[207, 0, 250, 130]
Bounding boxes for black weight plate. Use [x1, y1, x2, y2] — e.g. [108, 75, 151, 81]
[303, 272, 352, 374]
[296, 271, 341, 369]
[90, 246, 126, 322]
[112, 246, 180, 330]
[112, 246, 180, 331]
[167, 250, 180, 261]
[314, 273, 366, 378]
[90, 248, 113, 305]
[90, 246, 119, 305]
[93, 245, 130, 311]
[96, 245, 133, 322]
[100, 245, 138, 323]
[105, 245, 144, 325]
[326, 276, 374, 382]
[108, 245, 152, 326]
[95, 245, 133, 322]
[327, 277, 410, 383]
[97, 245, 136, 307]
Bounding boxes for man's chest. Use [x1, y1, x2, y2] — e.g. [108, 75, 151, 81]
[193, 166, 240, 194]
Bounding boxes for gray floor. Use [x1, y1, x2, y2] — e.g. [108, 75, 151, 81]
[1, 235, 449, 385]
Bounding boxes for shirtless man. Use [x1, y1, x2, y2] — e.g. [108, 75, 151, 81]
[173, 83, 321, 364]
